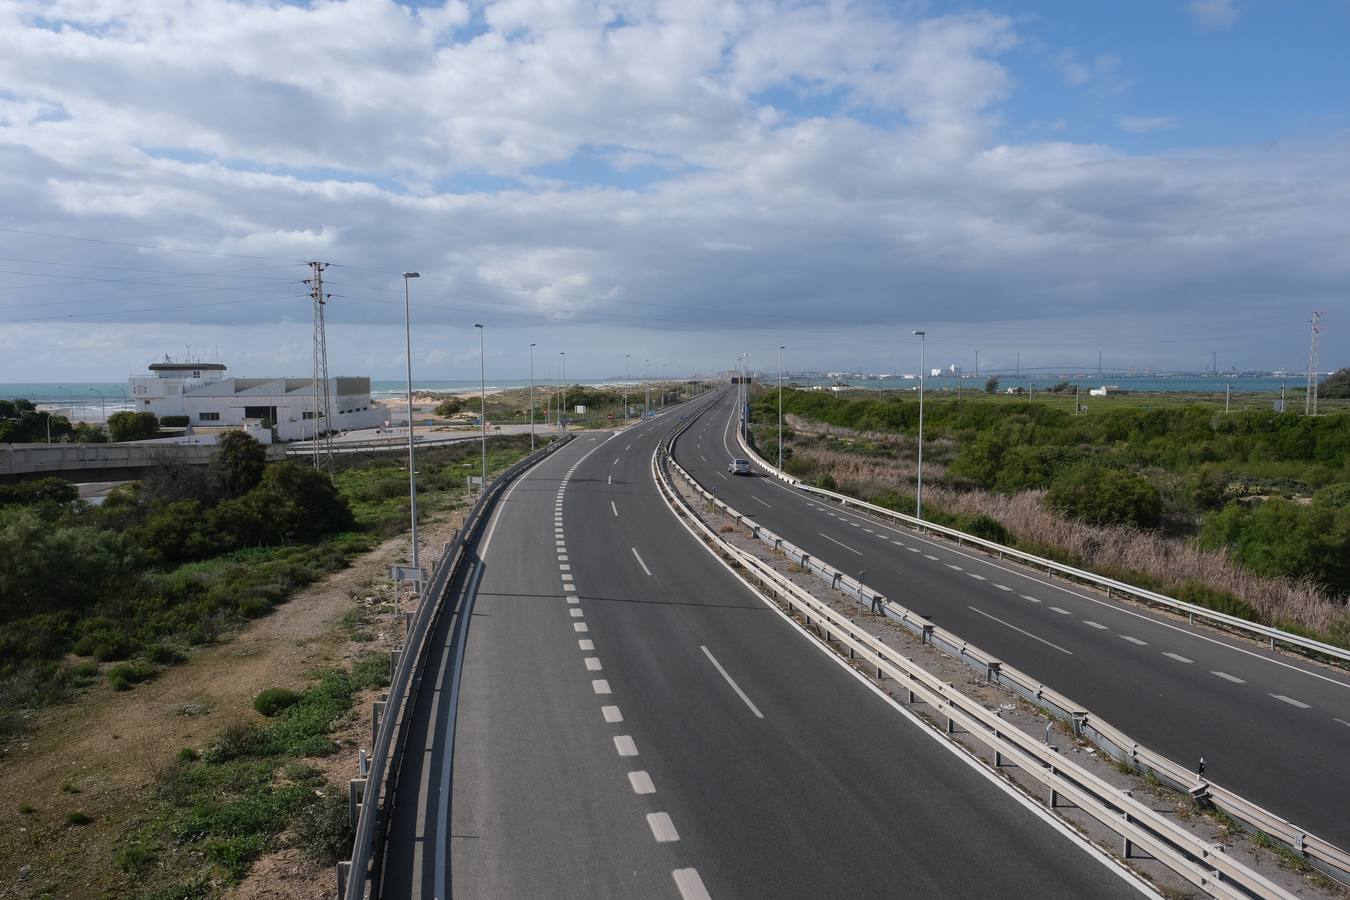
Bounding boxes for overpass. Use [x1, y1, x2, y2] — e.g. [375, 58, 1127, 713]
[0, 440, 286, 484]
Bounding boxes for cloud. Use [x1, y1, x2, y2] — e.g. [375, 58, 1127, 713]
[1118, 115, 1181, 133]
[1054, 50, 1120, 88]
[0, 0, 1345, 380]
[1188, 0, 1240, 30]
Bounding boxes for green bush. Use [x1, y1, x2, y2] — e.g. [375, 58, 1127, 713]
[1172, 582, 1257, 621]
[434, 397, 464, 417]
[1046, 463, 1162, 528]
[107, 410, 160, 442]
[292, 789, 352, 866]
[116, 842, 157, 875]
[0, 477, 79, 508]
[66, 810, 93, 826]
[160, 415, 190, 427]
[106, 660, 157, 691]
[1199, 499, 1350, 593]
[963, 514, 1011, 544]
[253, 688, 301, 717]
[19, 802, 35, 814]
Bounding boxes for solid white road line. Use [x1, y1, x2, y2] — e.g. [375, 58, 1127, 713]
[1163, 652, 1193, 664]
[968, 607, 1073, 655]
[673, 869, 711, 900]
[612, 500, 619, 517]
[631, 547, 653, 576]
[628, 770, 655, 794]
[1211, 671, 1246, 684]
[701, 645, 765, 718]
[614, 735, 639, 756]
[1120, 636, 1148, 646]
[818, 531, 863, 555]
[1334, 718, 1350, 728]
[1271, 694, 1310, 709]
[647, 812, 680, 842]
[592, 679, 611, 694]
[602, 705, 622, 723]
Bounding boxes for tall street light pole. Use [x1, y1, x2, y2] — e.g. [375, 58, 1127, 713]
[624, 354, 630, 423]
[559, 352, 567, 432]
[474, 324, 486, 490]
[529, 343, 536, 453]
[645, 358, 650, 418]
[58, 386, 74, 421]
[402, 272, 422, 587]
[88, 388, 106, 427]
[913, 330, 926, 520]
[778, 346, 785, 471]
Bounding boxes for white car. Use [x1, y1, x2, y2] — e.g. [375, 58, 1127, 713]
[728, 458, 751, 475]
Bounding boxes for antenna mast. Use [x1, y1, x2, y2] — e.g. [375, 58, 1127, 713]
[306, 261, 334, 473]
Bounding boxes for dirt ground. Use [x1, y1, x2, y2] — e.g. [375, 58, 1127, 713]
[0, 510, 466, 900]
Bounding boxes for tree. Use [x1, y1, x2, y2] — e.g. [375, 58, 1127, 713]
[984, 376, 1001, 394]
[434, 398, 464, 417]
[1319, 367, 1350, 399]
[107, 411, 160, 442]
[1045, 462, 1162, 528]
[1200, 499, 1350, 594]
[213, 431, 266, 498]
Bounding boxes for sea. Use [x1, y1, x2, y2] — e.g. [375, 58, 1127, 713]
[0, 373, 1314, 419]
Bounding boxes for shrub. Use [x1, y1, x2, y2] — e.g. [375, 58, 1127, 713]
[0, 477, 79, 508]
[253, 688, 301, 717]
[176, 747, 199, 762]
[1046, 463, 1162, 528]
[293, 789, 352, 866]
[963, 514, 1010, 544]
[213, 432, 267, 498]
[116, 843, 157, 875]
[434, 397, 464, 417]
[106, 660, 157, 691]
[204, 722, 269, 763]
[107, 411, 160, 442]
[66, 810, 93, 826]
[19, 802, 35, 814]
[160, 415, 190, 427]
[1172, 582, 1257, 621]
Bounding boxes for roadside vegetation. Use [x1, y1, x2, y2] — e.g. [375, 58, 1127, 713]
[749, 386, 1350, 648]
[426, 381, 712, 429]
[0, 431, 538, 743]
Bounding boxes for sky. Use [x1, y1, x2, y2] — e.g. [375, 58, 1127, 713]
[1, 0, 1348, 382]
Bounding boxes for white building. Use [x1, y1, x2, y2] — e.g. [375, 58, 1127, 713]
[130, 360, 382, 441]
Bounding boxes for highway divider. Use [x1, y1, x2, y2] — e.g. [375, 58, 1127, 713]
[338, 434, 573, 900]
[669, 404, 1350, 890]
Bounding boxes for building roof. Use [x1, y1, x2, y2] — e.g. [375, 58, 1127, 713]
[149, 362, 228, 372]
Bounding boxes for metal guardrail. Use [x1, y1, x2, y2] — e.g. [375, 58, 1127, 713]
[655, 420, 1299, 900]
[731, 419, 1350, 664]
[338, 435, 573, 900]
[671, 403, 1350, 887]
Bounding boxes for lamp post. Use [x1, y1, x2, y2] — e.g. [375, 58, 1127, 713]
[645, 358, 650, 419]
[559, 352, 567, 432]
[88, 388, 106, 427]
[58, 386, 74, 421]
[913, 330, 926, 520]
[529, 343, 536, 453]
[474, 324, 486, 489]
[402, 272, 421, 587]
[624, 354, 630, 423]
[778, 345, 785, 471]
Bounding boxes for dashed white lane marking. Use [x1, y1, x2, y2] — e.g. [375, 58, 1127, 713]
[608, 475, 611, 484]
[564, 584, 577, 592]
[568, 597, 580, 605]
[602, 705, 622, 723]
[574, 622, 588, 632]
[673, 869, 710, 900]
[946, 564, 963, 571]
[647, 812, 680, 842]
[1120, 636, 1148, 646]
[907, 547, 921, 553]
[968, 607, 1073, 655]
[569, 608, 583, 617]
[612, 458, 619, 465]
[862, 527, 874, 533]
[558, 554, 568, 561]
[579, 639, 594, 650]
[628, 770, 655, 794]
[1084, 621, 1108, 630]
[924, 554, 938, 560]
[611, 500, 619, 517]
[561, 573, 573, 581]
[1271, 694, 1310, 709]
[892, 540, 904, 546]
[717, 471, 727, 479]
[1049, 606, 1071, 615]
[1335, 718, 1350, 728]
[848, 521, 860, 528]
[967, 573, 986, 581]
[555, 540, 566, 547]
[1163, 652, 1193, 664]
[585, 657, 602, 671]
[632, 547, 653, 576]
[701, 645, 765, 718]
[626, 444, 631, 450]
[592, 679, 611, 695]
[559, 564, 571, 571]
[1212, 671, 1246, 684]
[751, 495, 773, 508]
[1021, 594, 1041, 603]
[700, 454, 707, 461]
[818, 532, 863, 555]
[994, 584, 1013, 592]
[614, 735, 639, 756]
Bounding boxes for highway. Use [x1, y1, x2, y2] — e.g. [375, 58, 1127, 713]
[675, 388, 1350, 849]
[378, 401, 1148, 898]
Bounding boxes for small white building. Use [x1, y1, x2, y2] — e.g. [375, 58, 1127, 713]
[1088, 385, 1120, 397]
[130, 360, 382, 441]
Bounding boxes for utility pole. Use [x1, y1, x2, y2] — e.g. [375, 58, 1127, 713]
[529, 343, 536, 453]
[475, 324, 486, 489]
[1211, 351, 1218, 376]
[1306, 311, 1322, 416]
[1016, 351, 1020, 377]
[559, 352, 567, 432]
[913, 331, 926, 520]
[305, 261, 334, 475]
[778, 345, 785, 471]
[402, 272, 420, 589]
[624, 354, 630, 423]
[1225, 380, 1231, 413]
[1097, 351, 1102, 378]
[645, 358, 650, 419]
[975, 349, 979, 379]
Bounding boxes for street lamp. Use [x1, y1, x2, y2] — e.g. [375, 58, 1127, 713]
[645, 358, 650, 419]
[475, 324, 486, 489]
[58, 386, 74, 420]
[913, 330, 926, 520]
[559, 352, 567, 432]
[529, 343, 536, 453]
[624, 354, 630, 424]
[778, 346, 785, 471]
[88, 388, 106, 427]
[402, 272, 421, 589]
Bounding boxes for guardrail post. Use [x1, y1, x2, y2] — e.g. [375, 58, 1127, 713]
[986, 661, 1001, 683]
[336, 860, 351, 898]
[348, 777, 366, 828]
[371, 698, 386, 749]
[1070, 712, 1086, 737]
[358, 749, 369, 777]
[389, 649, 401, 680]
[830, 572, 841, 589]
[921, 624, 934, 645]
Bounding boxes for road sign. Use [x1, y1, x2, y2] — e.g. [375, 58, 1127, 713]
[389, 565, 427, 584]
